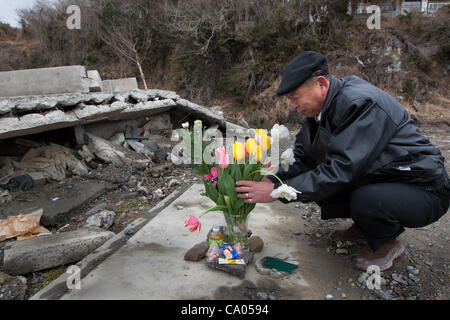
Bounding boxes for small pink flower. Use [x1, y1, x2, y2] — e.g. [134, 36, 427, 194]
[204, 167, 219, 187]
[184, 216, 201, 233]
[215, 147, 230, 168]
[263, 159, 271, 167]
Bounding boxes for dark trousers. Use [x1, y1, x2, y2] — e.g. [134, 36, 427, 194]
[318, 182, 450, 251]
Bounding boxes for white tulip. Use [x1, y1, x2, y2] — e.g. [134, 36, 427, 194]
[270, 124, 290, 142]
[280, 148, 295, 171]
[270, 184, 302, 201]
[182, 122, 189, 128]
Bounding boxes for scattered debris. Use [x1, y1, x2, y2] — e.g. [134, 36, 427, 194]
[0, 209, 46, 242]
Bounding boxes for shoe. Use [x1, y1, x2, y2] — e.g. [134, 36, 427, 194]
[355, 240, 405, 272]
[330, 223, 366, 242]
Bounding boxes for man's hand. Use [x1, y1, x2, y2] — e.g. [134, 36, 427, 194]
[235, 178, 277, 204]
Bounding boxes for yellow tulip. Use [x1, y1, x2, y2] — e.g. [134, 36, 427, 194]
[255, 129, 267, 135]
[233, 141, 245, 161]
[246, 138, 258, 155]
[256, 130, 271, 151]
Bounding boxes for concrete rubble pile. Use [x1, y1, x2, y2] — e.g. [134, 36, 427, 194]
[0, 66, 250, 298]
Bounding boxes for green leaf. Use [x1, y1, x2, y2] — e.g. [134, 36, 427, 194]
[204, 179, 219, 203]
[199, 205, 227, 218]
[243, 163, 255, 180]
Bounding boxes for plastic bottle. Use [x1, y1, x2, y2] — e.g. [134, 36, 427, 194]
[208, 225, 224, 247]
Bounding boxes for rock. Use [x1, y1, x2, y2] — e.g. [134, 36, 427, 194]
[176, 205, 184, 210]
[257, 292, 268, 300]
[325, 294, 334, 300]
[153, 147, 170, 163]
[255, 259, 271, 276]
[425, 261, 433, 267]
[407, 280, 416, 286]
[358, 273, 366, 284]
[268, 294, 277, 300]
[168, 179, 181, 188]
[120, 192, 139, 200]
[408, 273, 420, 282]
[248, 236, 264, 253]
[124, 229, 134, 236]
[184, 241, 209, 261]
[0, 189, 12, 204]
[269, 270, 287, 279]
[246, 282, 257, 289]
[406, 265, 420, 275]
[0, 271, 28, 300]
[154, 188, 164, 198]
[372, 289, 393, 300]
[336, 248, 349, 255]
[341, 293, 347, 298]
[85, 210, 116, 230]
[391, 273, 408, 285]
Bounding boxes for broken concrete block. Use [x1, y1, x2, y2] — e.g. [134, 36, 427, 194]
[0, 227, 115, 275]
[0, 66, 89, 97]
[85, 210, 116, 230]
[86, 133, 150, 169]
[87, 70, 103, 92]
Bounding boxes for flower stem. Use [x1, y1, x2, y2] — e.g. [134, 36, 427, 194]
[257, 169, 284, 185]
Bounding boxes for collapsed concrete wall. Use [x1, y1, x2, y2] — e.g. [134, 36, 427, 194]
[0, 89, 247, 141]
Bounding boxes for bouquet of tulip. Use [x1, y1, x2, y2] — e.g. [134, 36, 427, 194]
[179, 120, 299, 249]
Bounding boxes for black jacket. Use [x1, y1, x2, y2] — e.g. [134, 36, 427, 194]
[270, 75, 449, 202]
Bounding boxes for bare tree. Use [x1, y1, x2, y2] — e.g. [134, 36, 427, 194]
[98, 1, 154, 89]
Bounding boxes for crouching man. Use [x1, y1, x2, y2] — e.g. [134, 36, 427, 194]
[235, 51, 449, 271]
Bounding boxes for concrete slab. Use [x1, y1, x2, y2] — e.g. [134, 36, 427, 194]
[0, 66, 89, 97]
[0, 178, 111, 227]
[54, 184, 368, 300]
[1, 227, 115, 275]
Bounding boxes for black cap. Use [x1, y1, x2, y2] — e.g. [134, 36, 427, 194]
[276, 51, 328, 96]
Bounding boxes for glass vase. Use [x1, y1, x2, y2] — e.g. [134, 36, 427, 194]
[224, 213, 249, 249]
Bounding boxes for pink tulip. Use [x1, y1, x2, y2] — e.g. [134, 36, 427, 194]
[184, 216, 201, 233]
[215, 147, 230, 168]
[243, 143, 249, 157]
[204, 167, 218, 187]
